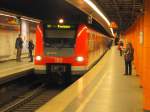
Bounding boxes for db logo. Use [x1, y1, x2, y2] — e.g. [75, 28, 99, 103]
[55, 57, 63, 63]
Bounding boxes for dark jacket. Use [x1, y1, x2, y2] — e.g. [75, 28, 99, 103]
[124, 48, 134, 61]
[28, 41, 34, 50]
[15, 37, 23, 49]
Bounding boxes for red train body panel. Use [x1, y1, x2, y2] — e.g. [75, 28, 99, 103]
[34, 23, 110, 76]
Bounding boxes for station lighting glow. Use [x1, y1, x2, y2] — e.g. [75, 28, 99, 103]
[0, 12, 40, 23]
[83, 0, 115, 37]
[59, 18, 64, 24]
[21, 17, 40, 23]
[110, 28, 115, 37]
[0, 13, 16, 18]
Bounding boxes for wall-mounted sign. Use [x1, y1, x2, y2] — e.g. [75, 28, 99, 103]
[88, 15, 92, 24]
[0, 15, 19, 30]
[46, 24, 76, 29]
[139, 31, 144, 45]
[109, 21, 118, 29]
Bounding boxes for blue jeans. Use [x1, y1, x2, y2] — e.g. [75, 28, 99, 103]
[125, 60, 132, 75]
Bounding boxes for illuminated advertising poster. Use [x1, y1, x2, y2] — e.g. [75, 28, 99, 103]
[139, 31, 144, 45]
[21, 20, 29, 53]
[0, 15, 19, 30]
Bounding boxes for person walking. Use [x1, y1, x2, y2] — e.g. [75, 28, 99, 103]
[124, 42, 134, 75]
[28, 40, 34, 62]
[15, 34, 23, 62]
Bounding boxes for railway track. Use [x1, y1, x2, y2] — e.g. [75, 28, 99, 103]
[0, 71, 77, 112]
[0, 84, 62, 112]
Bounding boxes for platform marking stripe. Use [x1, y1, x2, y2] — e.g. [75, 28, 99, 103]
[76, 71, 109, 112]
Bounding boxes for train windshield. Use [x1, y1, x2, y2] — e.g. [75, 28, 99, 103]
[44, 29, 76, 48]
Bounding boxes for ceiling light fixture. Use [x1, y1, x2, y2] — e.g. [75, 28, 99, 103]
[83, 0, 115, 37]
[110, 28, 115, 37]
[59, 18, 64, 24]
[21, 17, 40, 23]
[0, 13, 16, 18]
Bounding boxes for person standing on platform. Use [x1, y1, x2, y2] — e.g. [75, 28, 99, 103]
[118, 41, 124, 56]
[15, 34, 23, 62]
[28, 40, 34, 62]
[124, 42, 134, 75]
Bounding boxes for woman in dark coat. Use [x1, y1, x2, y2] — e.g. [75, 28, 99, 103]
[124, 42, 134, 75]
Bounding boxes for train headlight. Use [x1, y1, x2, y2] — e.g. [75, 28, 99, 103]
[35, 56, 42, 61]
[76, 56, 84, 62]
[59, 18, 64, 24]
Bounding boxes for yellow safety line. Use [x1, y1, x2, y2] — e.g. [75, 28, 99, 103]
[76, 71, 108, 112]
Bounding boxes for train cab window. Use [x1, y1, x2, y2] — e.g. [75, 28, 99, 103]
[45, 30, 75, 38]
[44, 29, 76, 48]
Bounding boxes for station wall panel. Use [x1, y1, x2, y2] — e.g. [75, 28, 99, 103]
[0, 30, 18, 61]
[124, 0, 150, 110]
[0, 17, 36, 61]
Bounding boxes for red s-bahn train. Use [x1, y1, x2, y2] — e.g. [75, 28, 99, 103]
[34, 22, 112, 84]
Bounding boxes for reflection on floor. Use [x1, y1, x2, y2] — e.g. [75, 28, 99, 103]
[36, 46, 143, 112]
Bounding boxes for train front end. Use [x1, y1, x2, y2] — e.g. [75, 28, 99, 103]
[34, 23, 87, 84]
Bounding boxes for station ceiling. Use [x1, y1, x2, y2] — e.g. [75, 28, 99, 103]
[0, 0, 144, 32]
[95, 0, 144, 31]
